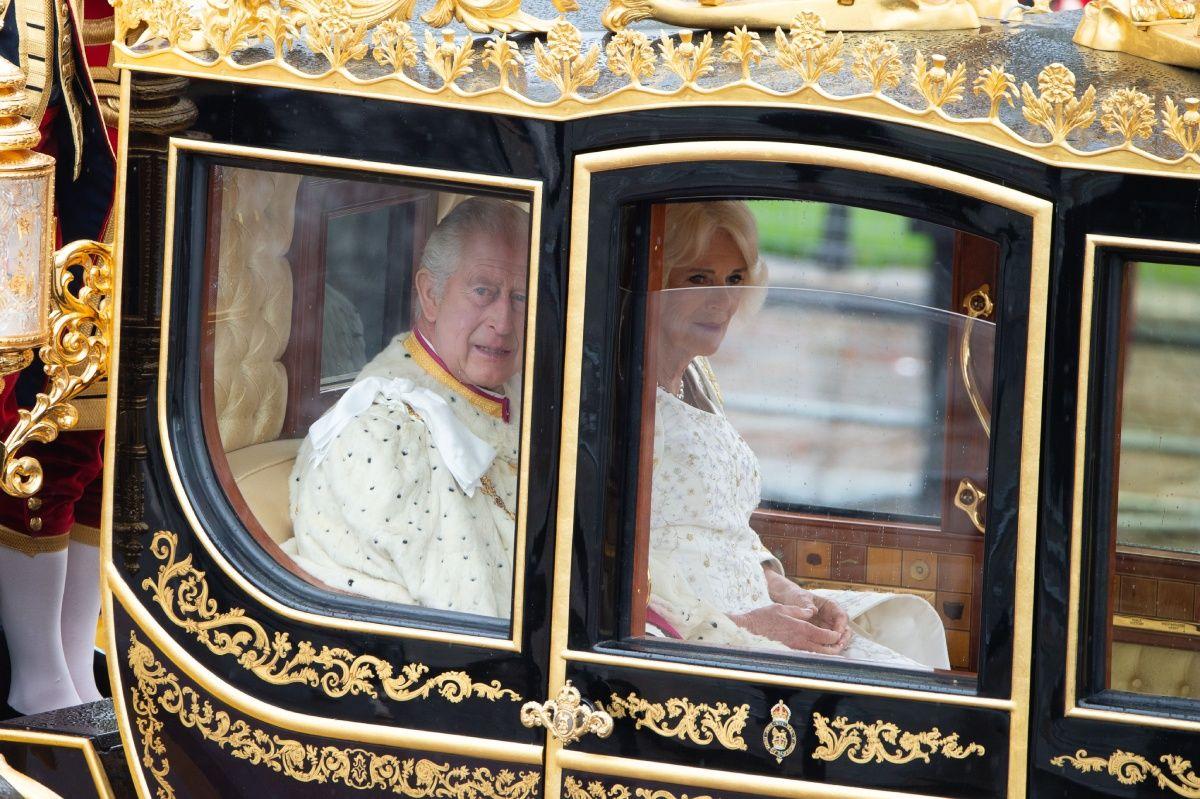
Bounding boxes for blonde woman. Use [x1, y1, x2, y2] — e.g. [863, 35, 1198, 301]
[645, 201, 950, 670]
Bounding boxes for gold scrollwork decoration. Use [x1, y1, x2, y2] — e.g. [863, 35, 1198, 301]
[520, 681, 614, 745]
[603, 692, 749, 751]
[1052, 748, 1200, 797]
[811, 712, 986, 765]
[112, 3, 1200, 173]
[563, 776, 715, 799]
[126, 632, 541, 799]
[2, 239, 112, 498]
[142, 529, 521, 703]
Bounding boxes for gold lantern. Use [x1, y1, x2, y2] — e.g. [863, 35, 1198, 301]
[0, 55, 113, 499]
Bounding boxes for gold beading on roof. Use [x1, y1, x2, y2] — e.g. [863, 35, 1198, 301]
[112, 0, 1200, 176]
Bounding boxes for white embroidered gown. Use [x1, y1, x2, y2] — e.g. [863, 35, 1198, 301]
[648, 387, 950, 670]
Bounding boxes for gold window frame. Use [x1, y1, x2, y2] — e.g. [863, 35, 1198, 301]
[152, 137, 543, 652]
[1064, 233, 1200, 732]
[546, 140, 1051, 799]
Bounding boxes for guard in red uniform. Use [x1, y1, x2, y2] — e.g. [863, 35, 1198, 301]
[0, 0, 115, 715]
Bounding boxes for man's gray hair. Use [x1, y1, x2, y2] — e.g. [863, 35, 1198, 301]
[420, 197, 531, 297]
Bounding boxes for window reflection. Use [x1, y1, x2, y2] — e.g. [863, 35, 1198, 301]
[203, 163, 531, 631]
[634, 200, 996, 675]
[1107, 259, 1200, 699]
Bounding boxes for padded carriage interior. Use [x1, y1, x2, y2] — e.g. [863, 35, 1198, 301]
[211, 168, 304, 547]
[1111, 641, 1200, 699]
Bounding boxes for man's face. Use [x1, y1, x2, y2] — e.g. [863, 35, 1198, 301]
[417, 232, 529, 391]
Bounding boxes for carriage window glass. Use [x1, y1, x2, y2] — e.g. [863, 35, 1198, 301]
[201, 163, 531, 633]
[631, 199, 995, 676]
[1106, 260, 1200, 699]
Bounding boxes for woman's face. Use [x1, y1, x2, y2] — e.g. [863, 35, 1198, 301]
[659, 229, 750, 361]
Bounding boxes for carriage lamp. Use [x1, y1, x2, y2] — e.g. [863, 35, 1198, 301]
[0, 54, 113, 499]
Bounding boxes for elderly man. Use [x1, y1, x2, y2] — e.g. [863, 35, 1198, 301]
[286, 197, 529, 619]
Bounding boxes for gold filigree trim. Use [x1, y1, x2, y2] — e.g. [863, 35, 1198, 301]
[810, 712, 986, 764]
[1052, 749, 1200, 797]
[143, 529, 521, 703]
[602, 693, 748, 751]
[111, 4, 1200, 174]
[564, 776, 714, 799]
[127, 632, 541, 799]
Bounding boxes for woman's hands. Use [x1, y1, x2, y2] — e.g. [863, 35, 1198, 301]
[728, 603, 849, 655]
[728, 567, 850, 654]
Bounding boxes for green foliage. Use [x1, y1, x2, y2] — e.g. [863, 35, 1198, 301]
[748, 200, 934, 270]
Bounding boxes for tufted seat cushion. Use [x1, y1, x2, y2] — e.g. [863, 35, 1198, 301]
[1111, 641, 1200, 699]
[226, 439, 302, 545]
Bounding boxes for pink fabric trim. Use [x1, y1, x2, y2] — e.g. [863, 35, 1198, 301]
[645, 607, 683, 639]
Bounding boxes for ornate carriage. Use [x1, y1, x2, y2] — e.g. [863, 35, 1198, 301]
[1, 0, 1200, 795]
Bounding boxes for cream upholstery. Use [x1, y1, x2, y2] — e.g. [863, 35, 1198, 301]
[1112, 641, 1200, 699]
[211, 168, 302, 546]
[212, 168, 301, 453]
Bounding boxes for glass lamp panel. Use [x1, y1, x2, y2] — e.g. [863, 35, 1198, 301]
[0, 165, 53, 349]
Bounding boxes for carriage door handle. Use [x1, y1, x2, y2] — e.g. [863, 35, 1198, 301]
[520, 681, 614, 745]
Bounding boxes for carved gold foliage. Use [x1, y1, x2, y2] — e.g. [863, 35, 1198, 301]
[127, 633, 540, 799]
[774, 13, 843, 86]
[424, 29, 477, 88]
[851, 36, 903, 94]
[534, 18, 600, 97]
[563, 776, 715, 799]
[1101, 87, 1156, 144]
[483, 34, 525, 90]
[603, 693, 748, 751]
[1021, 63, 1097, 144]
[142, 530, 521, 704]
[606, 30, 657, 87]
[810, 712, 986, 765]
[912, 52, 967, 110]
[116, 0, 200, 48]
[1053, 748, 1200, 797]
[2, 241, 112, 498]
[974, 65, 1016, 120]
[1163, 96, 1200, 155]
[305, 0, 371, 69]
[722, 26, 765, 82]
[373, 18, 420, 73]
[660, 31, 716, 86]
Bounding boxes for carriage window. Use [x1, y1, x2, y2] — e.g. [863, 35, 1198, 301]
[199, 163, 532, 634]
[631, 199, 995, 675]
[1106, 260, 1200, 699]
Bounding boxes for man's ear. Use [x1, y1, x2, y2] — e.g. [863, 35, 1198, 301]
[414, 269, 439, 324]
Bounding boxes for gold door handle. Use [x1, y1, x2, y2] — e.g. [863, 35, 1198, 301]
[520, 680, 614, 745]
[959, 284, 993, 439]
[954, 478, 987, 534]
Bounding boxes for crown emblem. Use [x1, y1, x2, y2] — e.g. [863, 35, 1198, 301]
[763, 700, 797, 763]
[770, 700, 791, 723]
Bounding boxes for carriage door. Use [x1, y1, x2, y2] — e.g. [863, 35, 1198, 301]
[103, 78, 555, 798]
[533, 142, 1050, 799]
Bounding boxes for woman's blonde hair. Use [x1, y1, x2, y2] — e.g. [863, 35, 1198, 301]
[661, 201, 767, 289]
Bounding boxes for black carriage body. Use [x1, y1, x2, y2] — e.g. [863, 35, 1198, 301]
[99, 17, 1200, 798]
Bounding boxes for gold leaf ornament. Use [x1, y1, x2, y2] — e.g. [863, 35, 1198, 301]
[533, 18, 600, 97]
[660, 31, 716, 85]
[721, 26, 765, 82]
[811, 712, 986, 765]
[563, 777, 715, 799]
[1020, 62, 1097, 144]
[1053, 748, 1200, 796]
[483, 34, 526, 89]
[912, 52, 966, 110]
[973, 65, 1016, 119]
[141, 530, 521, 704]
[126, 633, 540, 799]
[519, 681, 614, 745]
[305, 0, 371, 69]
[851, 36, 903, 94]
[424, 29, 477, 87]
[606, 30, 657, 87]
[1163, 96, 1200, 155]
[604, 693, 749, 751]
[372, 18, 420, 73]
[774, 13, 843, 87]
[1101, 87, 1156, 144]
